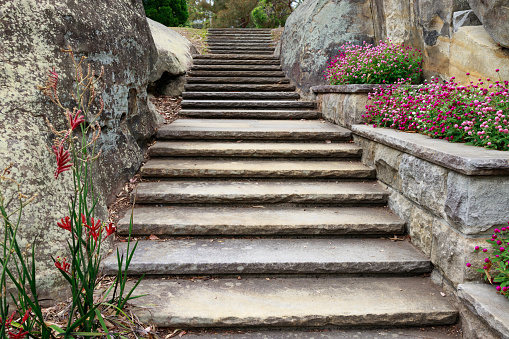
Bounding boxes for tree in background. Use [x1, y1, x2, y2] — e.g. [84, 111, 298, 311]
[144, 0, 189, 27]
[214, 0, 258, 28]
[251, 0, 302, 28]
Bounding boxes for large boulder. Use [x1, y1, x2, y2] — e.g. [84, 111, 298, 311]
[280, 0, 374, 99]
[147, 19, 197, 96]
[467, 0, 509, 48]
[0, 0, 159, 298]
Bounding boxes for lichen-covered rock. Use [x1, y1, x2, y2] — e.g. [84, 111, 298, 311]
[467, 0, 509, 48]
[0, 0, 159, 298]
[147, 19, 197, 96]
[280, 0, 374, 99]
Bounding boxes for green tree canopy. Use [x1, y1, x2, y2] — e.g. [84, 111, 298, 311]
[144, 0, 189, 27]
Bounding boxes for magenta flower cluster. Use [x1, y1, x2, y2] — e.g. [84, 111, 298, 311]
[363, 73, 509, 150]
[466, 222, 509, 300]
[325, 40, 423, 85]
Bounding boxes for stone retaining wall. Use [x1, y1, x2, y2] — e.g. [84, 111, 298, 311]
[351, 125, 509, 287]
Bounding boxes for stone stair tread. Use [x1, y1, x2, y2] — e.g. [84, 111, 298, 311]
[182, 92, 299, 100]
[181, 101, 315, 109]
[103, 238, 430, 275]
[175, 328, 461, 339]
[117, 206, 404, 236]
[156, 119, 351, 141]
[186, 77, 289, 84]
[184, 84, 296, 91]
[140, 159, 375, 179]
[117, 276, 458, 328]
[191, 65, 282, 70]
[148, 141, 361, 158]
[192, 54, 279, 59]
[179, 110, 320, 119]
[133, 180, 388, 204]
[192, 59, 281, 65]
[210, 51, 274, 55]
[187, 71, 285, 77]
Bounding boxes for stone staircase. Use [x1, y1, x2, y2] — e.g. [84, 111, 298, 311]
[103, 28, 458, 332]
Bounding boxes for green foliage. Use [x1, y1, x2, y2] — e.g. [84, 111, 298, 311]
[251, 0, 292, 28]
[144, 0, 189, 27]
[214, 0, 258, 28]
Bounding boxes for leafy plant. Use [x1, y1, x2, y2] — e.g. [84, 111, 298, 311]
[325, 40, 423, 85]
[467, 222, 509, 299]
[363, 72, 509, 150]
[143, 0, 189, 27]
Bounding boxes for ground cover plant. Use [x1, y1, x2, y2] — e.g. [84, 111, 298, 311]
[325, 40, 423, 85]
[363, 73, 509, 150]
[0, 46, 143, 338]
[466, 222, 509, 300]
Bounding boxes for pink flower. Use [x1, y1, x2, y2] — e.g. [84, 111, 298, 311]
[466, 263, 472, 267]
[69, 110, 85, 131]
[52, 143, 72, 179]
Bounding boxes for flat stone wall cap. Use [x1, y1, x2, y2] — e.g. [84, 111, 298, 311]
[458, 283, 509, 338]
[351, 125, 509, 175]
[311, 84, 389, 93]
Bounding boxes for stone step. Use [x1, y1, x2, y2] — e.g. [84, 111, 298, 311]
[133, 180, 388, 205]
[181, 100, 315, 109]
[103, 238, 429, 275]
[207, 34, 272, 38]
[192, 59, 281, 65]
[187, 70, 285, 77]
[209, 50, 274, 55]
[148, 142, 361, 158]
[116, 206, 403, 236]
[207, 39, 274, 43]
[208, 45, 275, 50]
[186, 77, 289, 84]
[207, 43, 275, 48]
[179, 109, 320, 119]
[192, 54, 278, 60]
[184, 84, 295, 92]
[191, 65, 282, 71]
[182, 92, 298, 100]
[115, 276, 458, 328]
[156, 119, 351, 141]
[208, 28, 271, 31]
[140, 159, 375, 179]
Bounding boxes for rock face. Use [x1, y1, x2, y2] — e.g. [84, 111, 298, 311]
[0, 0, 160, 298]
[147, 19, 197, 96]
[280, 0, 374, 99]
[468, 0, 509, 48]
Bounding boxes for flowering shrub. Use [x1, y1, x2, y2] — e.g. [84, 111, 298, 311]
[467, 222, 509, 300]
[325, 40, 423, 85]
[0, 46, 142, 338]
[363, 74, 509, 150]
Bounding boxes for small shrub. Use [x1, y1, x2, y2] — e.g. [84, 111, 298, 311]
[363, 74, 509, 150]
[467, 223, 509, 300]
[325, 40, 423, 85]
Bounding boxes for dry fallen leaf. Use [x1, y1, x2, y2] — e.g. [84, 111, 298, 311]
[149, 234, 160, 240]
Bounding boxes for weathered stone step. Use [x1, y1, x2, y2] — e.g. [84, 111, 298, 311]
[103, 238, 429, 275]
[192, 59, 280, 65]
[186, 77, 289, 84]
[192, 54, 278, 60]
[140, 159, 375, 179]
[117, 277, 458, 328]
[187, 70, 285, 77]
[184, 84, 295, 92]
[207, 39, 273, 43]
[133, 180, 388, 205]
[207, 34, 272, 38]
[207, 43, 275, 48]
[209, 50, 274, 55]
[156, 119, 351, 141]
[179, 109, 320, 119]
[182, 92, 298, 100]
[191, 65, 282, 71]
[117, 206, 403, 236]
[148, 142, 361, 158]
[208, 28, 271, 31]
[181, 100, 315, 109]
